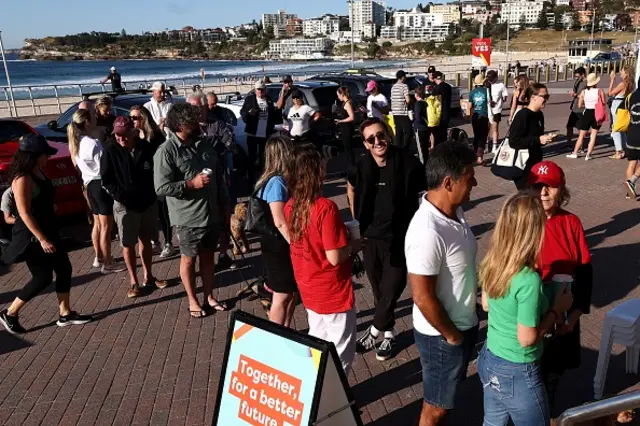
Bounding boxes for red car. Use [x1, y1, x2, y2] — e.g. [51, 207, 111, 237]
[0, 119, 86, 218]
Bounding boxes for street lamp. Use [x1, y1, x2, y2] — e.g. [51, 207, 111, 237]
[347, 0, 355, 68]
[0, 31, 17, 117]
[505, 0, 511, 73]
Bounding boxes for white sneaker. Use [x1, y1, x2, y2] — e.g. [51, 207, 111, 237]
[92, 257, 103, 268]
[101, 262, 126, 274]
[159, 244, 174, 258]
[566, 153, 578, 159]
[492, 146, 500, 155]
[151, 241, 162, 255]
[585, 155, 592, 161]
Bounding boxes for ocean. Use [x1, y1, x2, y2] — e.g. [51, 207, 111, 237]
[0, 54, 414, 100]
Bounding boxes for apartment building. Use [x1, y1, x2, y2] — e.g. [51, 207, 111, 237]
[267, 38, 333, 59]
[349, 0, 387, 37]
[262, 9, 298, 32]
[429, 4, 461, 24]
[499, 0, 544, 27]
[303, 15, 340, 37]
[380, 8, 450, 41]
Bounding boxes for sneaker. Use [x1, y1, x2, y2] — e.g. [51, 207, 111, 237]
[56, 311, 92, 327]
[159, 244, 174, 258]
[0, 309, 26, 334]
[217, 253, 234, 271]
[625, 180, 637, 199]
[566, 153, 578, 159]
[585, 155, 592, 161]
[101, 262, 126, 274]
[127, 284, 142, 298]
[142, 278, 168, 289]
[356, 329, 378, 354]
[151, 241, 162, 255]
[92, 257, 103, 268]
[375, 337, 396, 361]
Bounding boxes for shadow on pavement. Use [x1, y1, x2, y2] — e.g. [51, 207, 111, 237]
[0, 330, 32, 356]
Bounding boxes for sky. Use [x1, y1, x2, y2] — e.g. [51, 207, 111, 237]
[0, 0, 425, 49]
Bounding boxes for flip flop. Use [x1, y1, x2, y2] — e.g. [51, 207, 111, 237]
[189, 309, 208, 319]
[207, 301, 229, 312]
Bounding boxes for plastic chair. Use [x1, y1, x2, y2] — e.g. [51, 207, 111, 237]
[593, 299, 640, 400]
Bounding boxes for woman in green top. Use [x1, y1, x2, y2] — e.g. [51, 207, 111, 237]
[478, 192, 573, 426]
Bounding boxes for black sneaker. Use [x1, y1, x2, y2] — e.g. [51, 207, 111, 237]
[0, 309, 27, 334]
[375, 337, 396, 361]
[625, 180, 637, 199]
[57, 311, 93, 327]
[355, 329, 378, 354]
[217, 253, 235, 271]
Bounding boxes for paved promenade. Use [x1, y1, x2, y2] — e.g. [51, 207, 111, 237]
[1, 96, 639, 425]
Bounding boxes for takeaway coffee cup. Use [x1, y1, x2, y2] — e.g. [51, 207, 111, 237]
[201, 168, 213, 176]
[345, 220, 361, 240]
[552, 274, 574, 324]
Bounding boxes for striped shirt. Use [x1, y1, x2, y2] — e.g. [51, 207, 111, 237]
[390, 82, 409, 116]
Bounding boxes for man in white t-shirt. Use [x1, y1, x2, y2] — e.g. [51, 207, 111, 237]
[405, 141, 478, 425]
[366, 80, 389, 121]
[143, 81, 175, 128]
[487, 70, 509, 154]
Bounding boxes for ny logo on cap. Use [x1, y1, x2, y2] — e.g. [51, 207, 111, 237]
[538, 165, 549, 175]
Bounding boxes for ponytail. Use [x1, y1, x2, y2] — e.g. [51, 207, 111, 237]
[67, 109, 92, 161]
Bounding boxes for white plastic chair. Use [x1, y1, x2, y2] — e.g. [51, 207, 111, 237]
[593, 299, 640, 400]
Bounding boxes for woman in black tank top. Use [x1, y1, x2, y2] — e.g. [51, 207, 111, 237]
[0, 135, 92, 334]
[336, 86, 357, 168]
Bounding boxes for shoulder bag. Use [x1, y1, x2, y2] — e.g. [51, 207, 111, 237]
[595, 88, 608, 125]
[244, 184, 280, 237]
[612, 93, 632, 133]
[490, 137, 530, 180]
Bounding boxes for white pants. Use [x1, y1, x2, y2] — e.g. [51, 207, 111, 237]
[306, 307, 357, 376]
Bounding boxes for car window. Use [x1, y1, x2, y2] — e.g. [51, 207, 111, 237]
[343, 81, 361, 96]
[0, 121, 33, 144]
[113, 107, 131, 117]
[378, 80, 395, 98]
[57, 105, 79, 128]
[311, 87, 339, 108]
[405, 77, 422, 91]
[266, 87, 281, 102]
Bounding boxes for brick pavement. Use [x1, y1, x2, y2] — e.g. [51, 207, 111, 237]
[1, 94, 640, 426]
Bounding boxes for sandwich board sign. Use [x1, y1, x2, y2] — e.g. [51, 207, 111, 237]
[472, 38, 492, 67]
[212, 310, 362, 426]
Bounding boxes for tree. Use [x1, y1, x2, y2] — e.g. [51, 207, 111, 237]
[120, 29, 127, 38]
[571, 10, 582, 30]
[366, 42, 381, 58]
[519, 13, 527, 30]
[264, 25, 274, 39]
[382, 41, 393, 48]
[537, 10, 549, 28]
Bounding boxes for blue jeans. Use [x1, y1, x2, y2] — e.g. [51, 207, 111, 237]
[478, 344, 550, 426]
[414, 325, 479, 410]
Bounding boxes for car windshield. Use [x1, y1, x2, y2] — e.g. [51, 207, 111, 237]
[377, 80, 395, 98]
[0, 121, 32, 144]
[593, 53, 611, 60]
[311, 87, 339, 108]
[406, 77, 422, 90]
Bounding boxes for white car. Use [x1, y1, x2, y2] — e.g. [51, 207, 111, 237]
[216, 102, 249, 175]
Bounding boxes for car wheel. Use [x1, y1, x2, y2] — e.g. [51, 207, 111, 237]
[233, 149, 249, 177]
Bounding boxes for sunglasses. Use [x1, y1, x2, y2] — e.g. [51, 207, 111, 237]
[130, 115, 141, 121]
[256, 88, 265, 91]
[364, 132, 388, 145]
[534, 94, 550, 101]
[292, 96, 302, 100]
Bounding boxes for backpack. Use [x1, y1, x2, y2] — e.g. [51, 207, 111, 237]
[425, 94, 442, 127]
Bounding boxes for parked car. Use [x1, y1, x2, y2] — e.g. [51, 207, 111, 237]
[0, 119, 85, 220]
[34, 89, 250, 175]
[587, 52, 622, 72]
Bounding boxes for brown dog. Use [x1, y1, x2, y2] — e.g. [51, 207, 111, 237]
[230, 203, 249, 255]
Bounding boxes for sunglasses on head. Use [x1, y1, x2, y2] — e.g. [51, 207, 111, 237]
[364, 132, 388, 145]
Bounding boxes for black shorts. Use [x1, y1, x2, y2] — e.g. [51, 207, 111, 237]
[86, 180, 113, 216]
[492, 113, 502, 123]
[566, 111, 581, 129]
[577, 109, 602, 131]
[626, 147, 640, 161]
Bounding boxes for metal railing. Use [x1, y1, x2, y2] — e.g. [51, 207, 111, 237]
[557, 391, 640, 425]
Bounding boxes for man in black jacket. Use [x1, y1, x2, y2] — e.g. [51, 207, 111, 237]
[432, 71, 452, 145]
[347, 117, 426, 361]
[101, 116, 167, 298]
[240, 81, 278, 190]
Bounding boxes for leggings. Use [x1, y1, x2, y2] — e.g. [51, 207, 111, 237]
[18, 243, 72, 302]
[471, 113, 489, 153]
[158, 198, 172, 245]
[610, 98, 627, 152]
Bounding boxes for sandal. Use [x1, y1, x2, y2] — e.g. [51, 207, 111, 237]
[205, 300, 229, 312]
[143, 277, 168, 289]
[189, 309, 208, 319]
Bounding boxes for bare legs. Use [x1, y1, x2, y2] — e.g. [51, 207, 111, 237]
[419, 402, 447, 426]
[269, 292, 296, 328]
[585, 128, 599, 157]
[97, 215, 114, 265]
[179, 249, 221, 314]
[571, 129, 589, 155]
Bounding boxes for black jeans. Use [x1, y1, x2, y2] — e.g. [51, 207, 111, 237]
[340, 127, 355, 167]
[393, 115, 413, 151]
[435, 118, 450, 145]
[362, 238, 408, 332]
[471, 113, 489, 153]
[247, 135, 267, 190]
[157, 198, 172, 245]
[18, 243, 72, 302]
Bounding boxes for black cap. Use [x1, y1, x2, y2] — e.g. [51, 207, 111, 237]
[427, 66, 436, 73]
[283, 75, 293, 84]
[396, 70, 407, 79]
[291, 89, 303, 99]
[575, 67, 586, 75]
[433, 71, 444, 80]
[19, 134, 57, 156]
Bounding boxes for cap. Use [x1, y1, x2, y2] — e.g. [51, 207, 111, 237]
[365, 80, 378, 92]
[528, 161, 565, 188]
[19, 134, 57, 156]
[110, 66, 117, 72]
[427, 66, 436, 74]
[291, 89, 303, 99]
[283, 75, 293, 84]
[150, 81, 164, 92]
[255, 81, 266, 90]
[433, 71, 444, 80]
[396, 70, 407, 79]
[113, 116, 134, 136]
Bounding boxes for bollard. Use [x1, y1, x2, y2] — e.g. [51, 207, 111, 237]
[455, 73, 460, 87]
[564, 63, 569, 81]
[535, 66, 541, 83]
[554, 64, 559, 82]
[467, 72, 473, 92]
[544, 65, 550, 83]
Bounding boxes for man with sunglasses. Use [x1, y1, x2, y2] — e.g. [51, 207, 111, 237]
[240, 81, 278, 190]
[346, 118, 425, 361]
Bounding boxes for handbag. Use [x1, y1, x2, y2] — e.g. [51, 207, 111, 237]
[490, 137, 530, 180]
[612, 94, 632, 133]
[244, 184, 279, 237]
[595, 88, 608, 124]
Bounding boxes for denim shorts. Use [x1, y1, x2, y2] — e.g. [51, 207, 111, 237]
[175, 226, 220, 258]
[414, 325, 479, 410]
[478, 344, 550, 426]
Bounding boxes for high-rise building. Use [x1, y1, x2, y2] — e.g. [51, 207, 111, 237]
[349, 0, 387, 37]
[303, 15, 340, 37]
[499, 0, 544, 27]
[429, 4, 461, 24]
[262, 9, 298, 31]
[381, 7, 450, 41]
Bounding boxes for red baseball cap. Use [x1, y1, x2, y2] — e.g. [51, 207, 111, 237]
[528, 161, 565, 188]
[113, 116, 133, 136]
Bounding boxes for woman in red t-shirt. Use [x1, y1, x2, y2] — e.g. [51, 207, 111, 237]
[528, 161, 593, 414]
[284, 145, 362, 374]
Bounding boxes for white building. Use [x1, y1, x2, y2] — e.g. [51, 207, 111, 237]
[381, 8, 450, 41]
[363, 21, 377, 39]
[499, 0, 544, 27]
[556, 0, 570, 5]
[330, 31, 363, 44]
[349, 0, 387, 37]
[303, 15, 340, 37]
[262, 10, 297, 30]
[429, 4, 461, 24]
[267, 38, 333, 59]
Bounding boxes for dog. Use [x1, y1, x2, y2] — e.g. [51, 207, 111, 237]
[230, 203, 249, 256]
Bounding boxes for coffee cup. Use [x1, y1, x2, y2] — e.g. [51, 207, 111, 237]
[345, 220, 361, 241]
[552, 274, 574, 324]
[201, 168, 213, 176]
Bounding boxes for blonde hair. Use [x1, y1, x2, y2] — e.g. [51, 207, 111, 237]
[255, 136, 294, 190]
[622, 65, 636, 96]
[480, 192, 547, 299]
[67, 109, 92, 160]
[96, 96, 112, 116]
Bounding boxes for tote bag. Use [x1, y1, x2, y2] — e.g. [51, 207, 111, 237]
[244, 183, 279, 237]
[595, 89, 608, 124]
[490, 137, 530, 180]
[612, 94, 632, 133]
